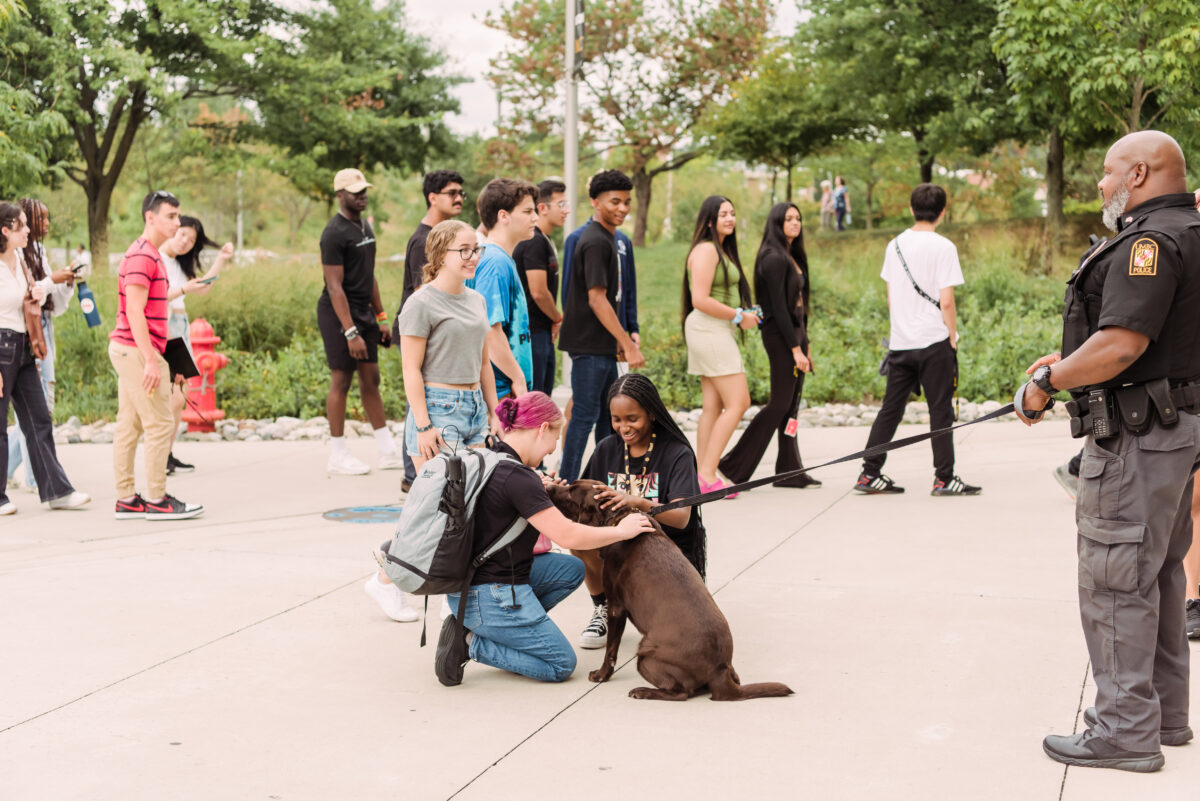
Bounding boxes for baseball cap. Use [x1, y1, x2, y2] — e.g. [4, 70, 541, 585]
[333, 168, 373, 193]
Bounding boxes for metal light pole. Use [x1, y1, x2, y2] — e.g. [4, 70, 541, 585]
[564, 0, 580, 233]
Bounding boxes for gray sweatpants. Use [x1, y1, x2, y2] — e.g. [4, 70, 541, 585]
[1076, 409, 1200, 751]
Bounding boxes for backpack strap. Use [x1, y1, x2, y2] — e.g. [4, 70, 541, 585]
[472, 516, 529, 567]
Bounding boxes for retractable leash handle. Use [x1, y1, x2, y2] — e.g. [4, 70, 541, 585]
[648, 397, 1054, 515]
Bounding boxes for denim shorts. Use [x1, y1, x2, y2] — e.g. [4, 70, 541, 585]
[405, 386, 488, 453]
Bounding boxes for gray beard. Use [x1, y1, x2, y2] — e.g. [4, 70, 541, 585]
[1102, 182, 1131, 231]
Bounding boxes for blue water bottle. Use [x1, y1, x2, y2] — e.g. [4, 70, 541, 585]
[77, 281, 102, 328]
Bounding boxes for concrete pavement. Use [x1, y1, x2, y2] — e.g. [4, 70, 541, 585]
[1, 418, 1196, 800]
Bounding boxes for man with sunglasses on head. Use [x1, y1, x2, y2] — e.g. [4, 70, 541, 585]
[319, 168, 400, 476]
[393, 169, 465, 490]
[109, 191, 203, 520]
[513, 178, 569, 395]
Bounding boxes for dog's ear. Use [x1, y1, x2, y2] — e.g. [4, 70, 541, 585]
[568, 481, 603, 526]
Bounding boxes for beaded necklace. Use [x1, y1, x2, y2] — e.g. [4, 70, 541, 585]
[623, 431, 655, 495]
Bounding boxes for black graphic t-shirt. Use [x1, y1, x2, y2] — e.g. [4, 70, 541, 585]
[319, 213, 377, 309]
[581, 434, 701, 549]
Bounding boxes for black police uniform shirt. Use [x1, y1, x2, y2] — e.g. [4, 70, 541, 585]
[558, 221, 619, 356]
[513, 227, 559, 333]
[581, 434, 701, 554]
[1062, 192, 1200, 389]
[470, 441, 554, 586]
[319, 213, 377, 313]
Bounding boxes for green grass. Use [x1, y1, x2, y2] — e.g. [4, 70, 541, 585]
[44, 218, 1093, 422]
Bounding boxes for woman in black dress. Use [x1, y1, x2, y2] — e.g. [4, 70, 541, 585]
[719, 203, 820, 489]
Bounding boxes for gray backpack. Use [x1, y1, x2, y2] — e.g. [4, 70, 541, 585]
[379, 446, 527, 641]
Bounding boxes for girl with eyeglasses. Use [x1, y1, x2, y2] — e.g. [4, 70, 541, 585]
[365, 219, 500, 622]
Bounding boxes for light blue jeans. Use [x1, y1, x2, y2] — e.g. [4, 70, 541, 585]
[448, 552, 585, 682]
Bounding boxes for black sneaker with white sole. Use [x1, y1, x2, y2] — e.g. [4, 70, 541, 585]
[143, 494, 205, 520]
[854, 473, 904, 494]
[114, 494, 148, 520]
[931, 476, 981, 496]
[166, 453, 195, 475]
[435, 615, 470, 687]
[1187, 598, 1200, 640]
[578, 603, 608, 649]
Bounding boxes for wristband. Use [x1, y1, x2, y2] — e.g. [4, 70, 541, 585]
[376, 311, 387, 323]
[731, 308, 744, 326]
[415, 421, 435, 433]
[344, 326, 360, 341]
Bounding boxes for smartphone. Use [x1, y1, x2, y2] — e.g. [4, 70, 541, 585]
[196, 275, 219, 285]
[71, 262, 87, 274]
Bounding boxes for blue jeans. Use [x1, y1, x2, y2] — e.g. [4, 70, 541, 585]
[560, 353, 618, 482]
[448, 552, 584, 683]
[404, 387, 488, 453]
[530, 328, 556, 395]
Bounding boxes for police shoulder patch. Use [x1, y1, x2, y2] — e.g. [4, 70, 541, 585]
[1129, 237, 1158, 276]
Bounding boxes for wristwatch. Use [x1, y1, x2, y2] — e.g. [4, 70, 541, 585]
[731, 308, 744, 326]
[1032, 364, 1056, 395]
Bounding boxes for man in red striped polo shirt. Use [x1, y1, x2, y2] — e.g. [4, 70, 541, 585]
[108, 191, 204, 520]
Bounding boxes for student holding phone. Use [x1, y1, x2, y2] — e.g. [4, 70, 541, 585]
[161, 215, 233, 475]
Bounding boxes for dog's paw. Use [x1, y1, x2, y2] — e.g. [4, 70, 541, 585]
[628, 687, 654, 699]
[588, 668, 612, 683]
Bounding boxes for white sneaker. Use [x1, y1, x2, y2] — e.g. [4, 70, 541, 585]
[578, 603, 607, 649]
[48, 491, 92, 510]
[364, 576, 419, 622]
[327, 451, 370, 476]
[377, 452, 405, 470]
[0, 501, 16, 515]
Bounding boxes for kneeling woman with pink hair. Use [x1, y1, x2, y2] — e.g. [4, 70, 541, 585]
[430, 391, 653, 685]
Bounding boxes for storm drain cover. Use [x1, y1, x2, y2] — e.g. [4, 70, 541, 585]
[323, 504, 404, 524]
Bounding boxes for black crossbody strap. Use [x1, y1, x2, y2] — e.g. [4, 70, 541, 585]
[894, 241, 941, 310]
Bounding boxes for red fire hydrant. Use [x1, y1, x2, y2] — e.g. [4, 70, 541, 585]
[182, 317, 231, 433]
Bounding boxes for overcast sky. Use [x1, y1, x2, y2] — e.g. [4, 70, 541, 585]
[404, 0, 802, 134]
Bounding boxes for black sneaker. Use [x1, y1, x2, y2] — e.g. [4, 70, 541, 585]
[114, 494, 148, 520]
[854, 473, 904, 494]
[143, 494, 205, 520]
[166, 453, 195, 475]
[931, 476, 981, 496]
[1083, 706, 1194, 746]
[578, 603, 607, 649]
[435, 615, 470, 687]
[1187, 598, 1200, 640]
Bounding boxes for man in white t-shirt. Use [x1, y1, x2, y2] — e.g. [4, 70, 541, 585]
[854, 183, 980, 496]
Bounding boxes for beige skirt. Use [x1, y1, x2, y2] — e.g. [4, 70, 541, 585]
[685, 309, 743, 376]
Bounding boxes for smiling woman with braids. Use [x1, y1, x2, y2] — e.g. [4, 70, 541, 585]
[573, 373, 706, 649]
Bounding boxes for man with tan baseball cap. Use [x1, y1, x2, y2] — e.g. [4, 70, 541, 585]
[318, 167, 401, 476]
[333, 168, 373, 194]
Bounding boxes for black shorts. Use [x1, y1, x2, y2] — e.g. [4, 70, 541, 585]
[317, 296, 380, 372]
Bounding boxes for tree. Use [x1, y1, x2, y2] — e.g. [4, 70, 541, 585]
[800, 0, 1017, 183]
[487, 0, 772, 246]
[810, 132, 913, 229]
[703, 46, 855, 199]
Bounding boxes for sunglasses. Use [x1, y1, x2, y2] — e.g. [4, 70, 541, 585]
[436, 190, 468, 200]
[152, 190, 178, 202]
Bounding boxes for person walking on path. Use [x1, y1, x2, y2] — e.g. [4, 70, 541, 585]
[395, 169, 466, 491]
[468, 178, 538, 401]
[318, 168, 401, 477]
[434, 391, 654, 686]
[833, 176, 851, 231]
[819, 179, 835, 231]
[514, 179, 568, 395]
[719, 203, 820, 490]
[853, 183, 979, 497]
[558, 170, 644, 483]
[683, 195, 758, 495]
[0, 202, 90, 516]
[161, 215, 232, 476]
[1018, 130, 1200, 772]
[108, 191, 201, 520]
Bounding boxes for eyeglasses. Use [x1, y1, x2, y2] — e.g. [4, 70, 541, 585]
[554, 201, 570, 211]
[453, 246, 483, 260]
[436, 190, 468, 200]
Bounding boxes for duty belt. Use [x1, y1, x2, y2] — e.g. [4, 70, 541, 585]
[1066, 379, 1200, 439]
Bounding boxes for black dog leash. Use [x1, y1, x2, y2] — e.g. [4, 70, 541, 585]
[649, 397, 1053, 515]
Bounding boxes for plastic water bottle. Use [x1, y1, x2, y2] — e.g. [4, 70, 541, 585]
[77, 281, 102, 328]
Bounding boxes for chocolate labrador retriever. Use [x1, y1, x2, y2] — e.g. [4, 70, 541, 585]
[546, 480, 793, 702]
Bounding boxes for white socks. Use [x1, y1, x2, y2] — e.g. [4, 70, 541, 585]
[330, 436, 348, 456]
[373, 427, 397, 455]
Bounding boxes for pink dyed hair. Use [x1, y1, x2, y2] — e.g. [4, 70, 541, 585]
[495, 392, 563, 432]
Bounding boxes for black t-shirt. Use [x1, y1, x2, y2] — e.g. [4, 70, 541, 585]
[558, 222, 618, 355]
[400, 222, 432, 311]
[319, 214, 376, 309]
[513, 227, 559, 332]
[581, 434, 701, 551]
[472, 441, 555, 586]
[1062, 193, 1200, 387]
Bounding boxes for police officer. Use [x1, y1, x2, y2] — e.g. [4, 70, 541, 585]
[1016, 131, 1200, 772]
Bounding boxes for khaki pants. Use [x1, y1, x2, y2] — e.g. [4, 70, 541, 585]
[109, 342, 173, 500]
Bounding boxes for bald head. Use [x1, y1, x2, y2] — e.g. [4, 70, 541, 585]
[1097, 131, 1188, 229]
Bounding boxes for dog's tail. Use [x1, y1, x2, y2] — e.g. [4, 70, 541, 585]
[708, 665, 794, 701]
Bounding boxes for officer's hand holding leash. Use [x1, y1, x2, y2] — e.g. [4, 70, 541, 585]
[1015, 352, 1061, 426]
